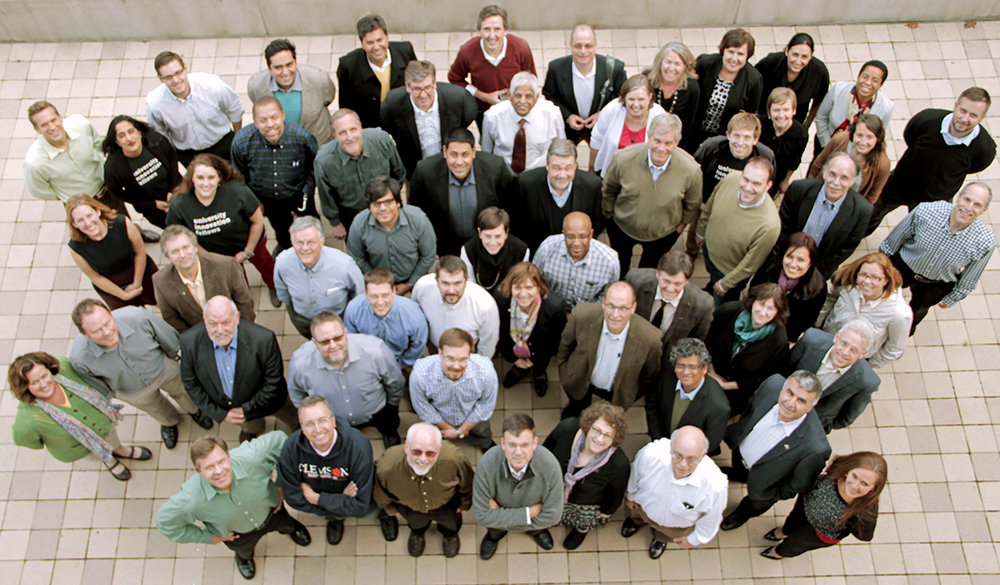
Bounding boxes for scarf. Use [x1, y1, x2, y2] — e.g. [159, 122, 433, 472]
[464, 235, 528, 292]
[732, 310, 776, 356]
[563, 429, 616, 503]
[34, 374, 123, 465]
[777, 270, 800, 292]
[509, 295, 541, 358]
[837, 86, 875, 132]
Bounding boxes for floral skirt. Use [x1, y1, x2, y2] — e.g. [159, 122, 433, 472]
[561, 502, 609, 532]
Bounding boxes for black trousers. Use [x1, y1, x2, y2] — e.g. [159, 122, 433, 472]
[358, 402, 401, 440]
[562, 385, 613, 419]
[258, 192, 319, 251]
[726, 447, 778, 521]
[327, 205, 364, 235]
[703, 245, 749, 305]
[224, 504, 301, 560]
[888, 253, 955, 335]
[177, 131, 236, 167]
[486, 526, 548, 541]
[606, 220, 681, 278]
[399, 501, 463, 537]
[865, 177, 930, 236]
[773, 493, 841, 557]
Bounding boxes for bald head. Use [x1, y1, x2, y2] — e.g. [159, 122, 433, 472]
[672, 425, 709, 456]
[203, 296, 239, 348]
[602, 281, 636, 334]
[562, 211, 594, 262]
[563, 211, 592, 232]
[670, 425, 709, 479]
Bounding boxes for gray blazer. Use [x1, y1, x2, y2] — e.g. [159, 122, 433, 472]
[248, 63, 337, 144]
[625, 270, 714, 356]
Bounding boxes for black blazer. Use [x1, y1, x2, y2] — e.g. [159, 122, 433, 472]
[645, 368, 730, 453]
[492, 288, 568, 369]
[784, 328, 881, 433]
[408, 151, 516, 257]
[380, 82, 477, 178]
[779, 178, 873, 279]
[541, 417, 631, 515]
[542, 54, 627, 143]
[724, 374, 832, 502]
[625, 270, 714, 355]
[337, 41, 417, 129]
[514, 166, 604, 252]
[179, 319, 288, 422]
[692, 54, 763, 146]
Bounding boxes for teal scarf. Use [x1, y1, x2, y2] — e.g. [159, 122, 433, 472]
[732, 310, 775, 356]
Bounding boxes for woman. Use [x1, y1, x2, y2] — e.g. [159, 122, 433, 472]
[66, 194, 158, 310]
[814, 60, 894, 151]
[589, 74, 668, 176]
[706, 283, 790, 414]
[753, 232, 827, 342]
[165, 153, 277, 296]
[761, 451, 886, 560]
[808, 113, 890, 204]
[492, 262, 567, 396]
[542, 401, 631, 550]
[758, 88, 809, 197]
[645, 42, 700, 147]
[460, 207, 529, 293]
[755, 33, 830, 128]
[816, 253, 912, 369]
[102, 115, 182, 228]
[692, 28, 764, 149]
[10, 352, 152, 481]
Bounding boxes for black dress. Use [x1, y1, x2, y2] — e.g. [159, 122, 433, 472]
[68, 214, 158, 309]
[755, 52, 831, 123]
[654, 81, 700, 152]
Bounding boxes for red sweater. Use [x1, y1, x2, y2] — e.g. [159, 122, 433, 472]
[448, 34, 536, 110]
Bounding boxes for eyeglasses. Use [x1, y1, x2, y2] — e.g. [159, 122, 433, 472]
[314, 334, 345, 346]
[370, 198, 397, 209]
[856, 271, 885, 283]
[409, 449, 438, 458]
[408, 84, 435, 95]
[302, 416, 333, 430]
[834, 339, 866, 357]
[563, 234, 589, 242]
[159, 70, 184, 82]
[671, 452, 701, 466]
[674, 363, 705, 372]
[588, 427, 616, 442]
[442, 356, 469, 366]
[603, 303, 632, 314]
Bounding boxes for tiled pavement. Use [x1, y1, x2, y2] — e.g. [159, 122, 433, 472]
[1, 19, 1000, 585]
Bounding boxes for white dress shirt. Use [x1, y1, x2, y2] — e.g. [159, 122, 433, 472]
[481, 98, 566, 171]
[145, 72, 244, 150]
[572, 61, 596, 118]
[626, 438, 729, 546]
[739, 404, 806, 469]
[368, 50, 391, 74]
[411, 274, 501, 357]
[590, 320, 628, 390]
[411, 93, 442, 158]
[940, 113, 981, 146]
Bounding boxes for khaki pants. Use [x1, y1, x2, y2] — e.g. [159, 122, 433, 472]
[628, 502, 695, 543]
[84, 426, 124, 463]
[117, 358, 197, 426]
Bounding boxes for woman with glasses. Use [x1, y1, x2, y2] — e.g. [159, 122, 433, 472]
[542, 401, 631, 550]
[816, 253, 912, 369]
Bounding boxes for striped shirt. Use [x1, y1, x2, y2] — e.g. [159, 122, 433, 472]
[590, 320, 629, 391]
[230, 122, 318, 200]
[880, 201, 996, 307]
[533, 234, 620, 311]
[409, 354, 498, 426]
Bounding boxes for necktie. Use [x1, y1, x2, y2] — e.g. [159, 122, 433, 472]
[651, 303, 664, 328]
[512, 119, 527, 173]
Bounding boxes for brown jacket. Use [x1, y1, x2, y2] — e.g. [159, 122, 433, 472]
[152, 251, 256, 333]
[556, 303, 663, 409]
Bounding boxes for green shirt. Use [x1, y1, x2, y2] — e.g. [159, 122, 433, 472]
[11, 358, 113, 463]
[156, 431, 288, 543]
[345, 205, 437, 286]
[313, 128, 406, 226]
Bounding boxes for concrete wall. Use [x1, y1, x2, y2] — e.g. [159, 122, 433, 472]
[1, 0, 999, 42]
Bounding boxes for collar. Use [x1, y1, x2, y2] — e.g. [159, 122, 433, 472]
[766, 403, 807, 433]
[178, 258, 203, 287]
[269, 74, 303, 94]
[547, 176, 573, 198]
[739, 192, 768, 209]
[368, 49, 392, 73]
[38, 123, 81, 159]
[941, 113, 981, 146]
[448, 168, 477, 186]
[87, 318, 135, 355]
[572, 60, 596, 79]
[313, 338, 358, 371]
[410, 92, 440, 116]
[647, 148, 670, 174]
[560, 237, 593, 266]
[818, 185, 848, 209]
[297, 248, 327, 272]
[601, 319, 630, 341]
[675, 376, 705, 401]
[820, 347, 852, 376]
[335, 139, 368, 165]
[211, 325, 239, 352]
[653, 285, 684, 308]
[480, 37, 508, 63]
[198, 457, 248, 499]
[506, 458, 528, 479]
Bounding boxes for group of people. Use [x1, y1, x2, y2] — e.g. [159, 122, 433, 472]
[11, 3, 997, 579]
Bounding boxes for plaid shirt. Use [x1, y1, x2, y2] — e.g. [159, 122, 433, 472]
[409, 354, 498, 426]
[230, 122, 318, 200]
[533, 234, 620, 311]
[880, 201, 996, 306]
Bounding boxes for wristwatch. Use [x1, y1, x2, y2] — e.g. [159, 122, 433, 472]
[457, 433, 466, 439]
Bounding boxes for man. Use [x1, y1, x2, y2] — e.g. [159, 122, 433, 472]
[410, 328, 498, 452]
[625, 251, 714, 355]
[720, 371, 832, 530]
[472, 413, 563, 560]
[152, 225, 256, 333]
[785, 322, 881, 433]
[69, 299, 212, 449]
[314, 109, 406, 240]
[411, 255, 500, 357]
[779, 152, 873, 279]
[287, 312, 404, 448]
[23, 101, 104, 203]
[337, 15, 417, 129]
[448, 5, 536, 128]
[542, 24, 628, 144]
[180, 296, 299, 442]
[533, 211, 619, 312]
[380, 59, 477, 179]
[481, 71, 565, 173]
[408, 128, 516, 256]
[695, 157, 781, 303]
[373, 423, 475, 557]
[145, 51, 244, 165]
[686, 112, 775, 257]
[346, 175, 436, 295]
[556, 281, 663, 418]
[603, 114, 702, 277]
[621, 426, 728, 558]
[344, 268, 429, 370]
[513, 139, 604, 252]
[231, 96, 319, 254]
[868, 87, 996, 234]
[645, 338, 729, 453]
[279, 395, 399, 546]
[880, 182, 997, 333]
[156, 433, 311, 580]
[247, 38, 337, 144]
[274, 216, 365, 338]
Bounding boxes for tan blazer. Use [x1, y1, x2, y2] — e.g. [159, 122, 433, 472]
[556, 303, 663, 409]
[248, 64, 336, 145]
[152, 252, 256, 333]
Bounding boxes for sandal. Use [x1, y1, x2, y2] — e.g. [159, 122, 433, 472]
[106, 459, 132, 481]
[763, 528, 783, 542]
[120, 446, 153, 461]
[760, 546, 782, 560]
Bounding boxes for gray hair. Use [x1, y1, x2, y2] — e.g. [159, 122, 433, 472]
[406, 422, 443, 447]
[510, 71, 541, 97]
[546, 138, 578, 163]
[669, 337, 712, 368]
[299, 394, 334, 416]
[648, 113, 683, 142]
[788, 370, 824, 403]
[160, 224, 198, 256]
[204, 295, 239, 316]
[331, 108, 362, 127]
[838, 319, 876, 353]
[289, 216, 324, 239]
[670, 426, 710, 456]
[958, 181, 993, 208]
[821, 151, 861, 179]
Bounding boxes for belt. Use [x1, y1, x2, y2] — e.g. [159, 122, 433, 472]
[913, 273, 947, 284]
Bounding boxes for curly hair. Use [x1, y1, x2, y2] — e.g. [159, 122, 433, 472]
[8, 352, 61, 404]
[174, 153, 244, 195]
[579, 400, 628, 448]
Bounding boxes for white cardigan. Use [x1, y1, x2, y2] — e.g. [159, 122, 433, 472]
[590, 101, 668, 176]
[814, 81, 894, 147]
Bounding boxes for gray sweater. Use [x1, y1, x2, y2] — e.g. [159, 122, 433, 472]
[472, 444, 564, 531]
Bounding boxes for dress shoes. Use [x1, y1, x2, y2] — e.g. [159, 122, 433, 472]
[533, 376, 548, 397]
[268, 288, 282, 308]
[289, 522, 311, 546]
[161, 425, 179, 449]
[235, 556, 255, 580]
[563, 528, 587, 550]
[382, 433, 401, 449]
[191, 409, 214, 430]
[380, 515, 399, 541]
[479, 536, 499, 560]
[442, 535, 460, 558]
[720, 512, 748, 531]
[620, 516, 640, 538]
[407, 531, 425, 557]
[502, 366, 526, 388]
[140, 229, 160, 243]
[238, 431, 258, 444]
[530, 529, 554, 550]
[648, 539, 667, 559]
[326, 520, 344, 545]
